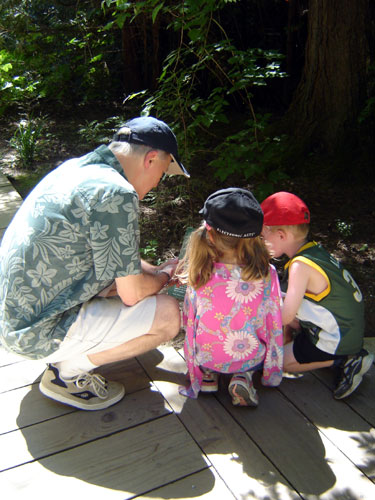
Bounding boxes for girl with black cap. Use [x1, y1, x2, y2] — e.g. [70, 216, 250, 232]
[177, 188, 283, 406]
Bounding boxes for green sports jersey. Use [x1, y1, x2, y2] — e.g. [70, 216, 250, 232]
[282, 242, 364, 355]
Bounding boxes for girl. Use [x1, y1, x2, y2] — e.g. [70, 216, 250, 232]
[177, 188, 283, 406]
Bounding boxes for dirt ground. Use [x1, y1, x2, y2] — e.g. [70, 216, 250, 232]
[1, 112, 374, 337]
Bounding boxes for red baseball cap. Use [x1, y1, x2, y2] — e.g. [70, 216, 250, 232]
[261, 192, 310, 226]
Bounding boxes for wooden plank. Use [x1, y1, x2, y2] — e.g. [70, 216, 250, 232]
[0, 358, 46, 393]
[0, 186, 22, 229]
[0, 386, 171, 471]
[0, 345, 26, 367]
[0, 357, 153, 434]
[218, 381, 375, 499]
[0, 383, 74, 435]
[0, 172, 11, 187]
[0, 414, 209, 500]
[137, 347, 300, 500]
[0, 356, 149, 394]
[313, 364, 375, 427]
[279, 373, 375, 482]
[137, 468, 236, 499]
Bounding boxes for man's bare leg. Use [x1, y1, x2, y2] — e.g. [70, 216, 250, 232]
[88, 294, 180, 367]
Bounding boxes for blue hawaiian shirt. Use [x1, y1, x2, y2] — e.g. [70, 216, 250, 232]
[0, 145, 141, 359]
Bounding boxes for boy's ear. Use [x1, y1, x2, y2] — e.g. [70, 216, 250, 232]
[277, 228, 288, 240]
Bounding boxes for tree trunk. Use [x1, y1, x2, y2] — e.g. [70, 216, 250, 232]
[285, 0, 369, 154]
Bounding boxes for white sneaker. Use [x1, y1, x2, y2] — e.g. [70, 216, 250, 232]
[201, 370, 219, 392]
[228, 372, 258, 407]
[39, 364, 125, 410]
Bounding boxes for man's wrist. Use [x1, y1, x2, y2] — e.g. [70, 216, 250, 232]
[156, 269, 171, 282]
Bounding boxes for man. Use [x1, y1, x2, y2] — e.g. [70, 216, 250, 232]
[0, 116, 190, 410]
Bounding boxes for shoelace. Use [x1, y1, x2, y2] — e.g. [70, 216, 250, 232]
[341, 356, 360, 382]
[75, 373, 108, 399]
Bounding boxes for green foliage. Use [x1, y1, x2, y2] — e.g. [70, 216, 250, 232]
[0, 0, 116, 111]
[110, 1, 286, 185]
[77, 116, 127, 147]
[9, 116, 46, 169]
[335, 220, 353, 238]
[140, 239, 159, 262]
[209, 116, 289, 199]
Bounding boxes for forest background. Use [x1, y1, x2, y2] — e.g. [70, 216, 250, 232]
[0, 0, 374, 335]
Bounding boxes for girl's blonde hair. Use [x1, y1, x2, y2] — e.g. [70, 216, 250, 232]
[176, 224, 271, 290]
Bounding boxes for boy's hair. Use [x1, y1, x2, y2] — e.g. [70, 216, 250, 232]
[176, 224, 270, 290]
[265, 223, 310, 240]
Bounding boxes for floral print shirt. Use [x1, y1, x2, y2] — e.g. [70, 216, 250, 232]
[0, 146, 141, 359]
[180, 262, 283, 398]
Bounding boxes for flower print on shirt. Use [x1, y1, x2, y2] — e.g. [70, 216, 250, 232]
[223, 330, 259, 360]
[180, 263, 283, 399]
[226, 267, 263, 304]
[91, 221, 109, 240]
[27, 261, 57, 288]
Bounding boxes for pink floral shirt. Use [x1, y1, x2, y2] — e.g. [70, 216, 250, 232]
[180, 263, 283, 398]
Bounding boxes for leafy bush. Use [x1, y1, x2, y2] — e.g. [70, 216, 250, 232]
[10, 116, 47, 169]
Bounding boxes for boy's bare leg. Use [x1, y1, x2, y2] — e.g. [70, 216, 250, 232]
[88, 294, 180, 367]
[283, 342, 334, 372]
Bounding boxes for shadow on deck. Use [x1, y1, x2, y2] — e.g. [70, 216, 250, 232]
[0, 171, 374, 499]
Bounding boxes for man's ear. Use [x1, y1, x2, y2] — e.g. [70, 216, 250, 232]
[144, 150, 158, 169]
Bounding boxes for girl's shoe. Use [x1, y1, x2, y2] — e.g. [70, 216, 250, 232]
[228, 372, 258, 407]
[201, 371, 219, 392]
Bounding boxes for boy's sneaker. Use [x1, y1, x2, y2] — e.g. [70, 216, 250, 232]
[334, 349, 374, 400]
[39, 364, 125, 410]
[201, 371, 219, 392]
[228, 372, 258, 407]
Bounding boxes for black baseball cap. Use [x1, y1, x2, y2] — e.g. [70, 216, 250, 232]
[113, 116, 190, 178]
[200, 188, 263, 238]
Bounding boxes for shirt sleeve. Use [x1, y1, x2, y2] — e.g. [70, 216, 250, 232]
[88, 189, 142, 281]
[261, 266, 284, 387]
[179, 286, 203, 398]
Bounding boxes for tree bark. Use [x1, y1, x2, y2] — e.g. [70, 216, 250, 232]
[285, 0, 369, 154]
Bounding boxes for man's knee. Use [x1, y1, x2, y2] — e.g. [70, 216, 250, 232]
[153, 295, 181, 340]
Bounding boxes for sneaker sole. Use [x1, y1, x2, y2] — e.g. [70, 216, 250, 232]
[334, 353, 374, 400]
[229, 383, 258, 407]
[201, 385, 219, 393]
[39, 381, 126, 410]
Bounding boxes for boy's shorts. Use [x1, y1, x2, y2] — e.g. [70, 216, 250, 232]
[293, 331, 346, 364]
[42, 295, 156, 363]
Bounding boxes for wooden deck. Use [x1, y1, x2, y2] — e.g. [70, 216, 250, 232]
[1, 171, 375, 499]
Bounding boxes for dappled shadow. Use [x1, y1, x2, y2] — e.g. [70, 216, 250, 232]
[13, 357, 215, 499]
[12, 349, 375, 499]
[137, 348, 375, 499]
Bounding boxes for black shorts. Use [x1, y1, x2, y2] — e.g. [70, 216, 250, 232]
[293, 332, 346, 364]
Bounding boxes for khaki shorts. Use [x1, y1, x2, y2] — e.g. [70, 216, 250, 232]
[42, 295, 156, 363]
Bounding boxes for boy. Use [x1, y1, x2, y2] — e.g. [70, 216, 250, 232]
[261, 191, 373, 399]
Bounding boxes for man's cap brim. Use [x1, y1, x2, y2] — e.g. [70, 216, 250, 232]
[168, 154, 190, 178]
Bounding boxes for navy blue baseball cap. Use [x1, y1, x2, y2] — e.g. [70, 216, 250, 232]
[200, 187, 263, 238]
[113, 116, 190, 178]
